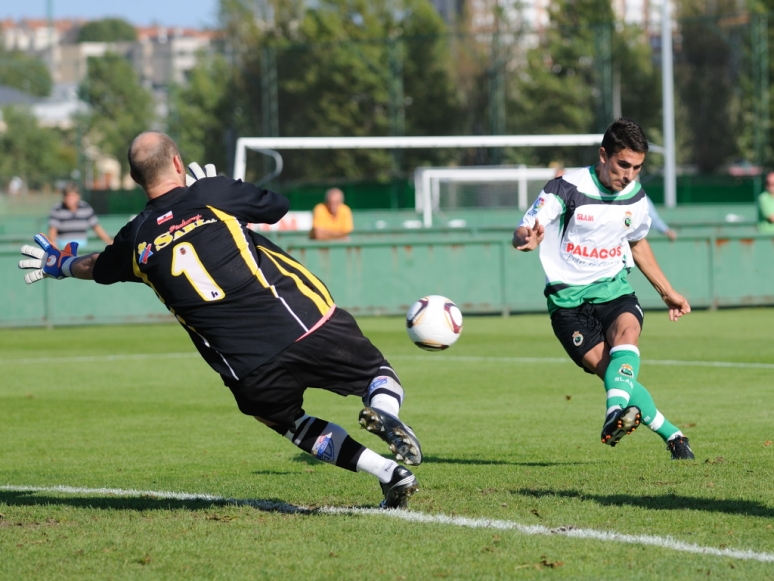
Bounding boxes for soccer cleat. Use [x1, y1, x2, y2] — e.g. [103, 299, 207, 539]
[379, 465, 418, 509]
[667, 435, 695, 460]
[600, 405, 641, 447]
[359, 407, 423, 466]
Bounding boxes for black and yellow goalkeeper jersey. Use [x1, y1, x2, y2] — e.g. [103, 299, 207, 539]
[93, 177, 335, 381]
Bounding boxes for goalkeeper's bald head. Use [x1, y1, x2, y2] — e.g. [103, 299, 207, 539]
[128, 131, 182, 191]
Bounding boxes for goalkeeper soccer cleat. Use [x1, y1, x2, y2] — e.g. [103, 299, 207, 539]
[667, 435, 695, 460]
[379, 465, 418, 509]
[601, 405, 641, 447]
[359, 407, 423, 466]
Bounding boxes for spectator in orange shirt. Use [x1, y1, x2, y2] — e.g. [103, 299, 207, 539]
[310, 187, 354, 240]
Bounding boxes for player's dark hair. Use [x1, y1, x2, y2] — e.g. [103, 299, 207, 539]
[128, 131, 181, 189]
[601, 118, 649, 157]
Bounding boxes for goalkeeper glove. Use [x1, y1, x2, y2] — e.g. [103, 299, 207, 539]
[185, 162, 217, 186]
[18, 234, 79, 285]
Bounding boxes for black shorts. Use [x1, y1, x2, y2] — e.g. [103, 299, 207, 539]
[550, 293, 644, 373]
[223, 308, 392, 431]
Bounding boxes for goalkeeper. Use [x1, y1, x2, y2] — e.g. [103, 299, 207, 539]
[18, 131, 422, 508]
[512, 118, 694, 460]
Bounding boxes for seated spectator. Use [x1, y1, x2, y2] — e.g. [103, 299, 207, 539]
[48, 183, 113, 248]
[310, 187, 353, 240]
[758, 172, 774, 234]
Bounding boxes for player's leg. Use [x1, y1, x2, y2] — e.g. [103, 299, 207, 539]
[550, 304, 637, 443]
[287, 307, 423, 466]
[626, 382, 694, 459]
[598, 295, 693, 458]
[358, 363, 423, 466]
[260, 414, 418, 508]
[228, 357, 417, 508]
[582, 340, 642, 446]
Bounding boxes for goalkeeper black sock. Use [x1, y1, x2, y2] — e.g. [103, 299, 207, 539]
[283, 414, 365, 472]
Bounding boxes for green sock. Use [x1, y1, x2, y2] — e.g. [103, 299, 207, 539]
[630, 381, 682, 442]
[603, 345, 640, 414]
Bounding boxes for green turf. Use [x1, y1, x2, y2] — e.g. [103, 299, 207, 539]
[1, 308, 774, 579]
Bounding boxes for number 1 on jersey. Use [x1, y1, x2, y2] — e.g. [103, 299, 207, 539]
[171, 242, 225, 301]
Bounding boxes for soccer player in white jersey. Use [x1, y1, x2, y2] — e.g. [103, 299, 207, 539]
[512, 118, 694, 460]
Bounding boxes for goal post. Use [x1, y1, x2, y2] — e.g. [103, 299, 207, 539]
[232, 134, 608, 226]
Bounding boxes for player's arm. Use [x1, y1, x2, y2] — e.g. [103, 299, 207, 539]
[512, 192, 561, 251]
[18, 234, 101, 284]
[630, 237, 690, 321]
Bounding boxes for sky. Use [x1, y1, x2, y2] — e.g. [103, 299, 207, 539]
[0, 0, 220, 29]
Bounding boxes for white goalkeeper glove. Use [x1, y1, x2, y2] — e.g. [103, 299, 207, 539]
[185, 162, 217, 186]
[19, 233, 79, 284]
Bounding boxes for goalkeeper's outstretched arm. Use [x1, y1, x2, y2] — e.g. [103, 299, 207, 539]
[68, 253, 100, 280]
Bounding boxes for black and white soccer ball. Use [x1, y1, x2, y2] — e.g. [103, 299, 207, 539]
[406, 295, 463, 351]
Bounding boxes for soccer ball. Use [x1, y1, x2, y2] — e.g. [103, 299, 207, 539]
[406, 295, 463, 351]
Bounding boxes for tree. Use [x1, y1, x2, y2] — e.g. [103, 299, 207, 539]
[0, 49, 52, 97]
[508, 0, 661, 167]
[674, 0, 744, 172]
[0, 106, 75, 190]
[78, 53, 154, 182]
[216, 0, 462, 182]
[76, 18, 138, 43]
[167, 51, 234, 171]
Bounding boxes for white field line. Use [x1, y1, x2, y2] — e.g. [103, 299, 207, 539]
[0, 352, 772, 370]
[2, 484, 773, 564]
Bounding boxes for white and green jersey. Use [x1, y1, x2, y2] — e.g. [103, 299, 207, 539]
[519, 166, 651, 313]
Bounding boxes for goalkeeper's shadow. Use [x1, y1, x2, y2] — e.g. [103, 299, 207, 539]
[0, 490, 308, 514]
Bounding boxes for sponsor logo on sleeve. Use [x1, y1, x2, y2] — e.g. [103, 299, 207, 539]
[527, 196, 546, 216]
[577, 213, 594, 222]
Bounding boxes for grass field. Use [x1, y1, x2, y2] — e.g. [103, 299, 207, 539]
[1, 308, 774, 579]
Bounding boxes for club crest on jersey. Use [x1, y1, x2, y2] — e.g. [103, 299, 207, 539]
[624, 211, 632, 228]
[619, 364, 634, 377]
[157, 211, 173, 225]
[527, 196, 546, 216]
[137, 242, 153, 264]
[572, 331, 584, 347]
[312, 432, 335, 462]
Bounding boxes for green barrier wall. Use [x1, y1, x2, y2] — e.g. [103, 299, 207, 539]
[1, 234, 773, 327]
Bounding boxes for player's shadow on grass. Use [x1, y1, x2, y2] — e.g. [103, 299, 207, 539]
[423, 455, 594, 467]
[0, 490, 309, 515]
[514, 488, 774, 518]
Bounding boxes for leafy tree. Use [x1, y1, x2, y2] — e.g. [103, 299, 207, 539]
[76, 18, 138, 43]
[508, 0, 661, 167]
[0, 49, 52, 97]
[0, 106, 75, 190]
[78, 53, 154, 181]
[216, 0, 462, 181]
[167, 51, 233, 171]
[674, 0, 744, 172]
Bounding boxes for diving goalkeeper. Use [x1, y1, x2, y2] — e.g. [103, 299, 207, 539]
[18, 131, 422, 508]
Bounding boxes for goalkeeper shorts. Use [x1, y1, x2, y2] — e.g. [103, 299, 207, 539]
[223, 307, 393, 431]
